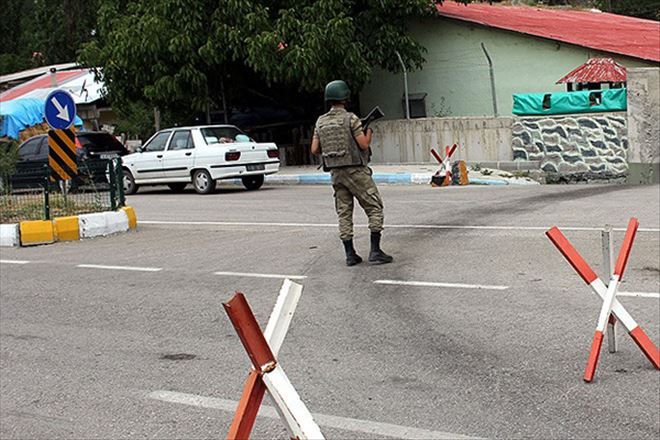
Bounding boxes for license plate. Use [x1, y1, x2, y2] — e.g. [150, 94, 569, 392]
[246, 164, 265, 171]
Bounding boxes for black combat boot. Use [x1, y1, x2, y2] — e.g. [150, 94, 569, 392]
[369, 231, 393, 265]
[342, 239, 363, 266]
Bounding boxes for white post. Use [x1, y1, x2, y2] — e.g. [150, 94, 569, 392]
[602, 226, 617, 353]
[49, 67, 58, 87]
[264, 279, 303, 356]
[262, 366, 325, 439]
[395, 51, 410, 120]
[263, 280, 323, 439]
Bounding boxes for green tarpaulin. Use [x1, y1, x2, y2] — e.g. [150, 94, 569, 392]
[512, 88, 627, 116]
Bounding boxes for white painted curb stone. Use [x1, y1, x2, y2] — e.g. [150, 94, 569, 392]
[79, 212, 109, 238]
[0, 224, 20, 247]
[411, 173, 433, 185]
[105, 211, 129, 234]
[265, 175, 302, 184]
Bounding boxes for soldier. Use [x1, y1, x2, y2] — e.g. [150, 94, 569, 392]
[311, 80, 393, 266]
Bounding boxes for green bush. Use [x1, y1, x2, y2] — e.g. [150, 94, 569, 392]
[0, 138, 19, 191]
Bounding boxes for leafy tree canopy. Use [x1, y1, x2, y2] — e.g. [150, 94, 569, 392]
[80, 0, 453, 123]
[0, 0, 98, 75]
[596, 0, 660, 20]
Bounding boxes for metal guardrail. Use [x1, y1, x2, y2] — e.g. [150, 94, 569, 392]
[0, 158, 125, 223]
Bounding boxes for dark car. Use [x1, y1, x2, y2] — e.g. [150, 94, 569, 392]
[9, 132, 129, 189]
[16, 131, 129, 164]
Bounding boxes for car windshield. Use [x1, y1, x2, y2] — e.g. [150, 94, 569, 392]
[200, 127, 246, 144]
[78, 133, 127, 154]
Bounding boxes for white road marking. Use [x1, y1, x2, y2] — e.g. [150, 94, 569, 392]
[76, 264, 162, 272]
[618, 291, 660, 299]
[140, 220, 660, 233]
[143, 220, 337, 227]
[375, 279, 510, 291]
[0, 260, 30, 265]
[147, 390, 479, 440]
[214, 271, 307, 280]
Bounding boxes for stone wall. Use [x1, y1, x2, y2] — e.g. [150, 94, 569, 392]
[511, 113, 628, 181]
[627, 67, 660, 184]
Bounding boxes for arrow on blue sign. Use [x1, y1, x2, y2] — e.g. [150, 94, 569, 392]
[45, 89, 77, 130]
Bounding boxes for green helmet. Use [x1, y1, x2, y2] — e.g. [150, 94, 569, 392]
[324, 80, 351, 102]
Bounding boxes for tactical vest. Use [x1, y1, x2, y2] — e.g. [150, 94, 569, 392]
[316, 110, 369, 169]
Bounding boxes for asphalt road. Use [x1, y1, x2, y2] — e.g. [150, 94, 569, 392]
[1, 183, 659, 439]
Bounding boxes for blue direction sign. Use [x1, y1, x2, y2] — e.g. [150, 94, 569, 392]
[44, 89, 76, 130]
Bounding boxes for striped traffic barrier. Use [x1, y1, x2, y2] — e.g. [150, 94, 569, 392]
[546, 219, 660, 382]
[48, 128, 77, 182]
[430, 144, 457, 184]
[223, 280, 324, 439]
[430, 144, 467, 186]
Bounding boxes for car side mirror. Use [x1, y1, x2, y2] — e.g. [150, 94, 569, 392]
[137, 146, 144, 153]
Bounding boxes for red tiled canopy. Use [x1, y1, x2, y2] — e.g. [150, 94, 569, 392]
[556, 58, 627, 84]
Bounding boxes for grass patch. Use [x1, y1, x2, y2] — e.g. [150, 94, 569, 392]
[0, 192, 108, 223]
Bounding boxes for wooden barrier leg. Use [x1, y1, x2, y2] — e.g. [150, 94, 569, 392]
[227, 371, 267, 440]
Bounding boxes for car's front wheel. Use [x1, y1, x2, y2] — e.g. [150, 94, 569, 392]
[193, 169, 215, 194]
[242, 175, 264, 191]
[123, 169, 139, 195]
[168, 183, 187, 192]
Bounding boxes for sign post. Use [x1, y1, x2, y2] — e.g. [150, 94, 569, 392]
[44, 90, 78, 184]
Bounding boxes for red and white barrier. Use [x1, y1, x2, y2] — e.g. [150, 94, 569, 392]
[223, 280, 324, 439]
[546, 219, 660, 382]
[431, 144, 458, 182]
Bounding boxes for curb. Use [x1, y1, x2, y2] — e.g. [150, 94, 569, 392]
[262, 173, 538, 186]
[0, 206, 138, 247]
[263, 173, 427, 185]
[0, 224, 20, 247]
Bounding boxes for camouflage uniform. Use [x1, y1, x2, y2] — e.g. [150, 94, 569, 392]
[313, 107, 384, 241]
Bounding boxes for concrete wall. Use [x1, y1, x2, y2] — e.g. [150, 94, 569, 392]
[369, 116, 512, 164]
[512, 113, 628, 181]
[360, 18, 655, 119]
[627, 67, 660, 184]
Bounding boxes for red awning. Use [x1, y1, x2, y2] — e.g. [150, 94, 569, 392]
[557, 58, 627, 84]
[436, 2, 660, 63]
[0, 70, 87, 102]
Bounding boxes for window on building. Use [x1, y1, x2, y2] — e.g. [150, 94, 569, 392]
[403, 93, 427, 118]
[542, 94, 552, 110]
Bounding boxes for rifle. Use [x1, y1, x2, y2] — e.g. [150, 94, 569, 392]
[361, 106, 384, 133]
[361, 106, 384, 161]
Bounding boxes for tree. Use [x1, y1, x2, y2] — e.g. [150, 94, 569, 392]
[0, 0, 99, 75]
[596, 0, 660, 20]
[0, 139, 20, 192]
[489, 0, 659, 20]
[80, 0, 455, 126]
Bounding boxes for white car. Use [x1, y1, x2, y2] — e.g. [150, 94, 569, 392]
[121, 125, 280, 194]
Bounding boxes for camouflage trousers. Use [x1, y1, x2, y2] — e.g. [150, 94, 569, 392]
[331, 166, 384, 240]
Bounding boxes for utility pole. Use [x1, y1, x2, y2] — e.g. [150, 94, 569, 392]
[481, 42, 498, 117]
[154, 107, 161, 131]
[395, 51, 410, 120]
